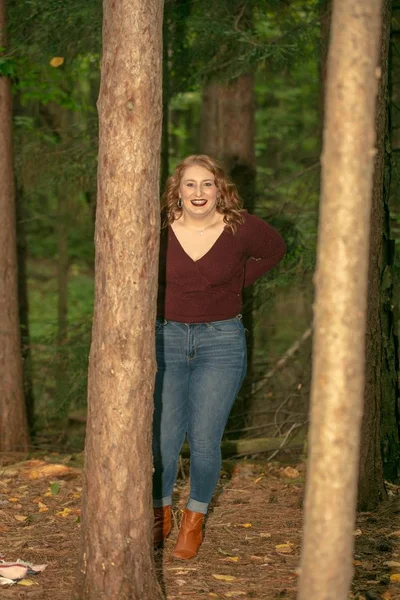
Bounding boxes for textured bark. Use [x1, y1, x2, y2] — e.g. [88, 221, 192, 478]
[358, 0, 400, 510]
[74, 1, 164, 598]
[0, 0, 29, 452]
[298, 1, 383, 599]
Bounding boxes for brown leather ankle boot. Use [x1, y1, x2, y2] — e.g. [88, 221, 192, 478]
[172, 509, 204, 560]
[154, 506, 172, 546]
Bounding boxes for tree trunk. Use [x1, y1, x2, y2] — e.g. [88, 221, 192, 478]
[74, 1, 164, 599]
[0, 0, 29, 452]
[358, 0, 400, 510]
[200, 73, 256, 410]
[200, 75, 256, 200]
[16, 184, 35, 434]
[298, 1, 383, 599]
[57, 191, 69, 347]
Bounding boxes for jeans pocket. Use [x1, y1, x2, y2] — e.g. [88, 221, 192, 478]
[208, 317, 242, 334]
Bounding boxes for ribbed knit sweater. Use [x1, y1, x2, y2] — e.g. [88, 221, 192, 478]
[157, 213, 286, 323]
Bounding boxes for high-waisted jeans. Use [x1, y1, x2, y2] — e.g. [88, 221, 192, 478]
[152, 316, 247, 514]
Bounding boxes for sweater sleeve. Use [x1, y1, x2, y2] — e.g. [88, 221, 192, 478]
[243, 214, 286, 288]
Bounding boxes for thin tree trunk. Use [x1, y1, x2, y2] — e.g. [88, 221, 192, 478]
[298, 1, 383, 599]
[0, 0, 29, 452]
[358, 0, 399, 510]
[57, 192, 69, 347]
[200, 75, 256, 192]
[16, 184, 35, 434]
[74, 0, 164, 598]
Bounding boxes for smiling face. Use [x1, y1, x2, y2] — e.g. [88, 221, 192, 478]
[178, 165, 219, 220]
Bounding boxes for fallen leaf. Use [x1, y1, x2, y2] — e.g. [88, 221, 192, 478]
[253, 475, 264, 484]
[281, 467, 300, 479]
[275, 543, 294, 554]
[353, 528, 362, 536]
[50, 57, 64, 68]
[14, 515, 28, 522]
[218, 548, 234, 556]
[8, 497, 19, 502]
[390, 574, 400, 582]
[25, 464, 76, 480]
[259, 532, 271, 538]
[38, 502, 48, 513]
[389, 530, 400, 537]
[384, 561, 400, 567]
[235, 523, 252, 528]
[212, 574, 237, 582]
[56, 508, 72, 518]
[50, 482, 61, 495]
[17, 580, 38, 586]
[225, 593, 246, 598]
[223, 557, 239, 563]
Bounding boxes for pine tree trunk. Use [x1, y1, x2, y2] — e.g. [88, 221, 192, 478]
[200, 73, 256, 407]
[0, 0, 29, 452]
[200, 75, 256, 197]
[16, 184, 35, 434]
[358, 0, 400, 510]
[57, 191, 69, 347]
[298, 1, 383, 599]
[74, 1, 164, 598]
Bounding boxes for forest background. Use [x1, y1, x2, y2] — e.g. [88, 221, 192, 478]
[3, 0, 400, 462]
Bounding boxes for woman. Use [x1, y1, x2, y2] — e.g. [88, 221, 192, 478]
[153, 155, 285, 560]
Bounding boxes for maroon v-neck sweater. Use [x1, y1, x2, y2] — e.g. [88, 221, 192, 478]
[157, 213, 286, 323]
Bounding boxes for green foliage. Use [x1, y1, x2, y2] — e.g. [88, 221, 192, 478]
[0, 54, 17, 78]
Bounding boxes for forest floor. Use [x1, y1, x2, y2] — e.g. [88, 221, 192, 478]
[0, 452, 400, 600]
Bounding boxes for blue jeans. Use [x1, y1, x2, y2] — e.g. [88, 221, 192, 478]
[152, 317, 247, 514]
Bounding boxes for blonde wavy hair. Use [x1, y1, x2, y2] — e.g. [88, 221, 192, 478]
[161, 155, 245, 233]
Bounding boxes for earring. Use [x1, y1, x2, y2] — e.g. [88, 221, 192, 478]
[177, 198, 183, 208]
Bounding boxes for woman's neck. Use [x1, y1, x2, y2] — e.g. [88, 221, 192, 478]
[178, 211, 222, 231]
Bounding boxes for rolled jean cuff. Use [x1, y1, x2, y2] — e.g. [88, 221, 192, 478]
[153, 495, 172, 508]
[187, 498, 208, 515]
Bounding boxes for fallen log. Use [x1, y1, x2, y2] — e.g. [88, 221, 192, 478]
[181, 431, 305, 459]
[68, 413, 305, 459]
